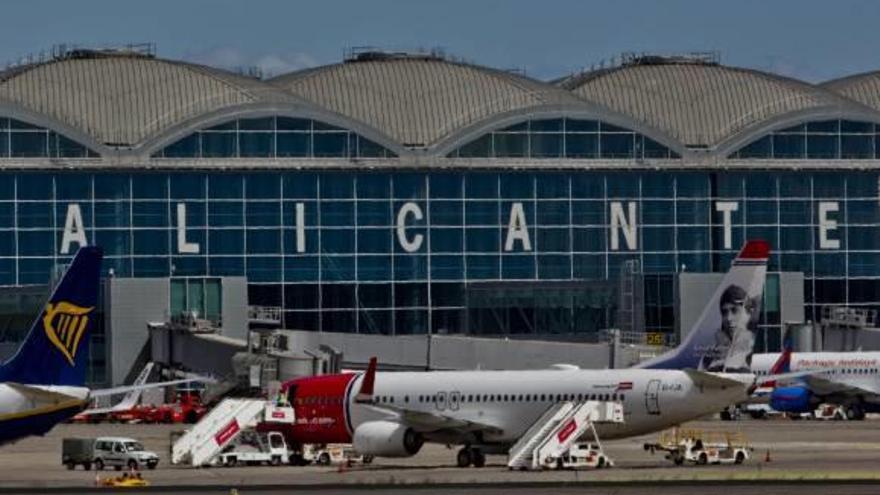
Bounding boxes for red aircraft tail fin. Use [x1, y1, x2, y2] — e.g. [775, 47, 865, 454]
[355, 356, 377, 403]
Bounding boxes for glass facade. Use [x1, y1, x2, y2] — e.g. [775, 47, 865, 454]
[449, 118, 679, 159]
[0, 118, 97, 158]
[2, 169, 877, 351]
[730, 120, 880, 159]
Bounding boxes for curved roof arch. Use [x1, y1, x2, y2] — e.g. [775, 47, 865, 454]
[559, 60, 873, 150]
[269, 54, 592, 150]
[822, 71, 880, 113]
[0, 99, 108, 156]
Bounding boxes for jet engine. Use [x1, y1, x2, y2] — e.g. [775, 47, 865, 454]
[352, 420, 424, 457]
[769, 386, 813, 413]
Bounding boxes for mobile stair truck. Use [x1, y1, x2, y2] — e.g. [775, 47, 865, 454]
[644, 428, 752, 466]
[216, 431, 290, 467]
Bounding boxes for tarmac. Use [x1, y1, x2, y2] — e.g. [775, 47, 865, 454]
[2, 418, 880, 493]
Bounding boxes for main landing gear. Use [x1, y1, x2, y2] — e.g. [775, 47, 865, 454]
[456, 447, 486, 468]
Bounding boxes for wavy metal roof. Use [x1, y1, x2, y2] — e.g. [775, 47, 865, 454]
[0, 53, 287, 147]
[822, 71, 880, 113]
[269, 54, 586, 148]
[559, 60, 863, 148]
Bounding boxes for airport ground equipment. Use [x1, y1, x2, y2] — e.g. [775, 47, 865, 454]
[62, 438, 96, 470]
[171, 398, 294, 467]
[216, 431, 289, 467]
[300, 443, 372, 466]
[65, 437, 160, 471]
[644, 428, 751, 466]
[507, 400, 624, 470]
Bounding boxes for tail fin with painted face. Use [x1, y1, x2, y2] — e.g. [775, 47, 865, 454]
[0, 246, 103, 386]
[638, 240, 770, 371]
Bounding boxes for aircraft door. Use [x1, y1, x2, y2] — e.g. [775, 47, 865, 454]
[435, 392, 448, 411]
[645, 379, 661, 415]
[449, 391, 461, 411]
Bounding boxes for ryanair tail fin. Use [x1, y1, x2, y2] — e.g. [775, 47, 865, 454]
[0, 246, 103, 386]
[639, 240, 769, 372]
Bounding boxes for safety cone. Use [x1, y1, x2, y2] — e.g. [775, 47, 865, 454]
[764, 449, 771, 462]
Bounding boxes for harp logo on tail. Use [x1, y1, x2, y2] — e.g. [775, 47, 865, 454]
[42, 301, 94, 366]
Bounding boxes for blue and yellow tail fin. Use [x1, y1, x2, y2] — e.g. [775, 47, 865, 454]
[0, 246, 103, 386]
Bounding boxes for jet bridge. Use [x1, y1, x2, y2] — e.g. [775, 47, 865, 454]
[507, 400, 624, 470]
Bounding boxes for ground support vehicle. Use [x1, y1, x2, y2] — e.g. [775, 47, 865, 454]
[552, 442, 613, 469]
[63, 437, 159, 471]
[62, 438, 95, 470]
[644, 429, 751, 466]
[216, 431, 289, 467]
[298, 443, 372, 466]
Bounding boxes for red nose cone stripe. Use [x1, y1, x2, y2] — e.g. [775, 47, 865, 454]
[737, 240, 770, 260]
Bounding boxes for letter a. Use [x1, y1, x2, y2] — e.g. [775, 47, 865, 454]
[60, 204, 88, 254]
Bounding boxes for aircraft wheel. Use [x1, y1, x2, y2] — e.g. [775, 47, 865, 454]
[456, 448, 473, 468]
[472, 449, 486, 468]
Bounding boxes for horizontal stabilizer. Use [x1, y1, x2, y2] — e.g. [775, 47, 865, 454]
[683, 369, 751, 389]
[90, 377, 214, 398]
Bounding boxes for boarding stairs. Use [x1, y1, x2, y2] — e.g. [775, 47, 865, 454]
[171, 398, 294, 466]
[507, 400, 624, 470]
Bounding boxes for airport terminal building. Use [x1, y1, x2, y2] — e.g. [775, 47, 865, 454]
[1, 47, 880, 383]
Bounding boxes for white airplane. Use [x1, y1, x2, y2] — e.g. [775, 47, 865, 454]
[0, 247, 202, 445]
[279, 240, 776, 466]
[73, 362, 157, 419]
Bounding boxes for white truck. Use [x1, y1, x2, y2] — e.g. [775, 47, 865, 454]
[216, 431, 289, 467]
[645, 429, 751, 466]
[553, 442, 613, 469]
[301, 443, 372, 466]
[63, 437, 160, 471]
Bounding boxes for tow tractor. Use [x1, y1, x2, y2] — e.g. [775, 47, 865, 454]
[216, 431, 289, 467]
[644, 428, 751, 466]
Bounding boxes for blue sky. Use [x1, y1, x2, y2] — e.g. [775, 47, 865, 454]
[1, 0, 877, 82]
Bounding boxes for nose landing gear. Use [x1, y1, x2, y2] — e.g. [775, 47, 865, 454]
[456, 447, 486, 468]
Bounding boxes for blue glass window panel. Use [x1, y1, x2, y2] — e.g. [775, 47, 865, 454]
[246, 229, 280, 254]
[430, 228, 463, 253]
[745, 227, 778, 251]
[778, 123, 805, 133]
[572, 227, 605, 252]
[430, 282, 464, 307]
[732, 136, 771, 158]
[94, 202, 129, 228]
[247, 256, 281, 282]
[201, 132, 237, 157]
[530, 133, 563, 158]
[846, 200, 879, 224]
[807, 134, 838, 159]
[606, 173, 639, 198]
[393, 226, 426, 254]
[813, 174, 845, 198]
[321, 229, 354, 253]
[320, 201, 353, 226]
[565, 133, 598, 158]
[501, 174, 533, 199]
[209, 256, 244, 276]
[102, 257, 131, 278]
[779, 201, 811, 224]
[245, 202, 280, 226]
[133, 256, 169, 277]
[565, 119, 598, 132]
[746, 200, 777, 224]
[841, 135, 873, 159]
[358, 255, 392, 281]
[171, 256, 207, 277]
[600, 122, 630, 133]
[715, 174, 744, 198]
[772, 134, 805, 159]
[466, 255, 499, 279]
[357, 174, 390, 199]
[241, 175, 279, 200]
[358, 228, 391, 254]
[848, 226, 880, 250]
[359, 309, 391, 334]
[394, 255, 427, 281]
[208, 229, 244, 254]
[284, 255, 318, 282]
[239, 117, 273, 131]
[92, 174, 129, 203]
[806, 120, 838, 133]
[282, 173, 317, 199]
[848, 253, 880, 277]
[641, 174, 674, 197]
[678, 252, 709, 273]
[17, 174, 52, 200]
[276, 117, 310, 131]
[465, 201, 499, 225]
[357, 137, 393, 158]
[642, 226, 673, 252]
[0, 202, 14, 228]
[0, 131, 6, 157]
[313, 121, 344, 132]
[780, 226, 812, 251]
[573, 254, 604, 279]
[814, 252, 845, 277]
[17, 230, 52, 255]
[276, 133, 310, 157]
[777, 173, 810, 197]
[642, 200, 674, 225]
[846, 173, 879, 198]
[0, 175, 13, 200]
[571, 201, 604, 224]
[321, 256, 355, 281]
[131, 174, 167, 199]
[455, 135, 492, 157]
[431, 255, 464, 280]
[745, 175, 776, 197]
[643, 253, 675, 273]
[676, 174, 709, 198]
[283, 227, 319, 254]
[357, 201, 390, 226]
[133, 229, 169, 255]
[429, 201, 462, 226]
[208, 202, 243, 227]
[10, 132, 47, 157]
[535, 174, 569, 199]
[0, 230, 13, 255]
[205, 121, 236, 131]
[537, 255, 570, 279]
[642, 137, 674, 159]
[161, 134, 199, 157]
[493, 133, 527, 157]
[465, 174, 498, 199]
[842, 120, 873, 133]
[323, 310, 355, 332]
[677, 227, 710, 252]
[395, 309, 428, 335]
[19, 258, 52, 284]
[393, 174, 426, 200]
[536, 201, 568, 226]
[711, 226, 744, 252]
[313, 132, 349, 157]
[466, 227, 500, 252]
[676, 200, 709, 224]
[18, 202, 52, 228]
[132, 202, 168, 228]
[320, 174, 353, 199]
[600, 133, 634, 158]
[170, 174, 205, 200]
[429, 174, 463, 199]
[536, 227, 569, 252]
[55, 175, 91, 200]
[502, 254, 535, 279]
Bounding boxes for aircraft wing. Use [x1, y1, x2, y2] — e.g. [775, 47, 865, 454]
[90, 377, 212, 398]
[683, 369, 752, 389]
[363, 402, 504, 435]
[7, 382, 85, 402]
[797, 374, 880, 397]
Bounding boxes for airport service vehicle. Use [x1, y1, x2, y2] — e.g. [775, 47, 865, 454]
[274, 241, 777, 466]
[217, 431, 288, 467]
[552, 442, 613, 469]
[0, 247, 202, 446]
[63, 437, 159, 471]
[301, 443, 372, 466]
[645, 430, 750, 466]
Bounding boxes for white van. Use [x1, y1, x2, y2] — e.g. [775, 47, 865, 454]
[93, 437, 160, 471]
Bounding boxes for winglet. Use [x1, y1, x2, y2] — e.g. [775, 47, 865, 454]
[355, 357, 377, 403]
